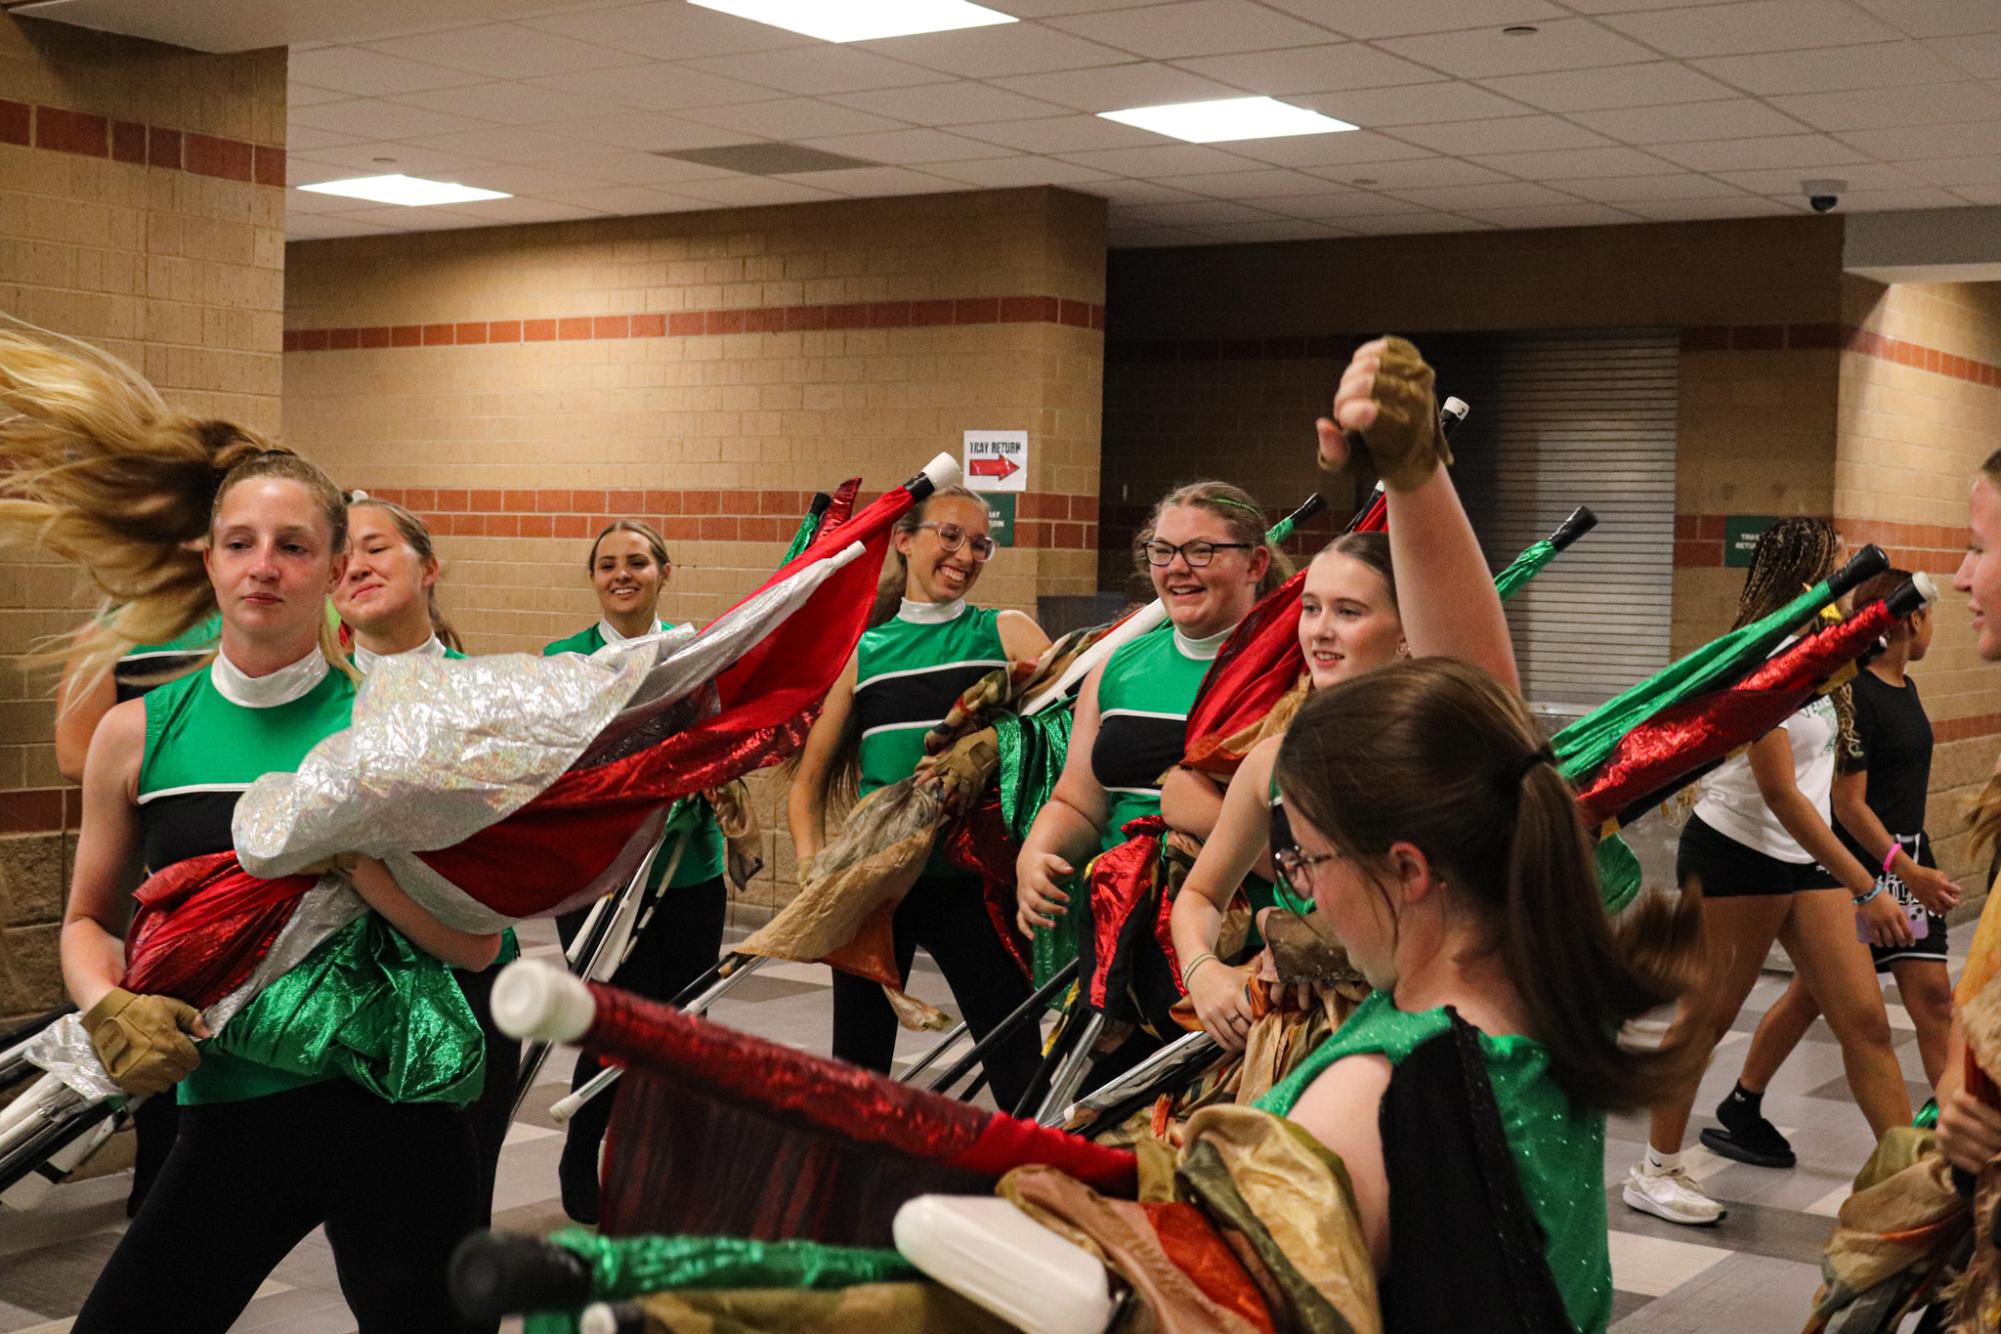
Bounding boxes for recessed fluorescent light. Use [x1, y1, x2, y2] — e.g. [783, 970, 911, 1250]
[1099, 97, 1357, 144]
[296, 174, 510, 207]
[687, 0, 1016, 42]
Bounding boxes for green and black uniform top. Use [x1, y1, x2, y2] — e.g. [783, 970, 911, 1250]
[136, 647, 356, 1105]
[113, 612, 222, 704]
[352, 635, 518, 969]
[854, 599, 1007, 872]
[1090, 620, 1230, 853]
[1259, 992, 1612, 1332]
[543, 619, 726, 888]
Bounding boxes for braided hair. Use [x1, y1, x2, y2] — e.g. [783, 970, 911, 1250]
[1731, 516, 1858, 763]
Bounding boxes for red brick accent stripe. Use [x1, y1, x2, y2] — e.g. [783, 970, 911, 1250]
[285, 297, 1106, 352]
[0, 787, 71, 835]
[1672, 512, 1969, 573]
[359, 485, 1100, 551]
[0, 98, 282, 186]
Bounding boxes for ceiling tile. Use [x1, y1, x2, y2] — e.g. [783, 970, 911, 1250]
[856, 25, 1134, 79]
[1302, 156, 1510, 187]
[1469, 145, 1681, 178]
[288, 46, 487, 96]
[286, 125, 365, 152]
[526, 64, 775, 113]
[682, 45, 944, 96]
[1600, 0, 1903, 57]
[536, 185, 721, 214]
[674, 99, 910, 139]
[366, 23, 651, 79]
[1845, 0, 2001, 38]
[1952, 183, 2001, 202]
[1000, 0, 1195, 13]
[1458, 201, 1643, 227]
[390, 81, 609, 126]
[1201, 218, 1356, 242]
[1615, 195, 1794, 219]
[1478, 62, 1743, 111]
[1162, 167, 1360, 197]
[1338, 211, 1495, 233]
[1259, 0, 1565, 40]
[1121, 198, 1292, 225]
[1251, 187, 1414, 216]
[1171, 43, 1448, 93]
[1298, 81, 1533, 127]
[823, 81, 1071, 124]
[1693, 40, 1965, 92]
[558, 152, 742, 185]
[1712, 161, 1925, 190]
[1569, 98, 1811, 143]
[798, 128, 1017, 163]
[544, 112, 745, 153]
[1899, 154, 2001, 184]
[334, 204, 493, 233]
[1072, 178, 1206, 204]
[520, 2, 811, 60]
[291, 142, 500, 176]
[289, 84, 351, 108]
[399, 126, 607, 164]
[957, 114, 1166, 153]
[990, 62, 1241, 113]
[672, 176, 844, 207]
[1929, 33, 2001, 77]
[778, 166, 964, 197]
[290, 98, 493, 140]
[1839, 119, 2001, 158]
[445, 164, 613, 195]
[1046, 1, 1338, 59]
[1053, 142, 1257, 175]
[451, 197, 611, 225]
[1375, 19, 1659, 78]
[1556, 172, 1749, 200]
[1390, 115, 1614, 155]
[1648, 131, 1870, 170]
[920, 156, 1117, 186]
[1226, 128, 1437, 166]
[1384, 179, 1583, 209]
[1771, 79, 2001, 129]
[286, 213, 399, 239]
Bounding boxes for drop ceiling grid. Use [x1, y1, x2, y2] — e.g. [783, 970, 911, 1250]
[258, 0, 2001, 242]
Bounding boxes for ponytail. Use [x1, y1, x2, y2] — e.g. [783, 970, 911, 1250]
[1275, 658, 1704, 1112]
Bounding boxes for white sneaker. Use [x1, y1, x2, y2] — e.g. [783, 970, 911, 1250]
[1622, 1161, 1726, 1226]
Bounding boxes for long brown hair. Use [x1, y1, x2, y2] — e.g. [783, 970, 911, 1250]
[1317, 530, 1397, 611]
[1134, 480, 1291, 599]
[0, 328, 354, 683]
[348, 495, 464, 653]
[866, 484, 985, 629]
[1274, 658, 1703, 1112]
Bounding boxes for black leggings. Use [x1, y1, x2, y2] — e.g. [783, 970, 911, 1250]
[73, 1079, 480, 1334]
[554, 876, 728, 1195]
[830, 873, 1040, 1113]
[453, 961, 523, 1225]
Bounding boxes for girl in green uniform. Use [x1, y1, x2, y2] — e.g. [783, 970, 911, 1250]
[335, 495, 521, 1245]
[543, 519, 728, 1224]
[1264, 659, 1702, 1333]
[1, 331, 501, 1333]
[791, 485, 1052, 1111]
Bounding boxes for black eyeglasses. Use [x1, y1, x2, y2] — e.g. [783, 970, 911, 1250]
[1142, 539, 1254, 568]
[918, 522, 996, 562]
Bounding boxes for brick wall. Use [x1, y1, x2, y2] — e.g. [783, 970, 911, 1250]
[282, 185, 1107, 911]
[0, 18, 286, 1024]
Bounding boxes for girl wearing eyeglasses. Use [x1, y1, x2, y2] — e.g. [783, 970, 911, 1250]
[790, 484, 1053, 1110]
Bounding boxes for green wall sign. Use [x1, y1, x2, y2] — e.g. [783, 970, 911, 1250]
[1725, 515, 1778, 568]
[984, 493, 1017, 548]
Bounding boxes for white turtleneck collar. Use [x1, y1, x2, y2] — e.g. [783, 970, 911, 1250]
[1173, 623, 1235, 661]
[597, 616, 665, 645]
[898, 597, 967, 625]
[354, 633, 444, 676]
[210, 644, 329, 708]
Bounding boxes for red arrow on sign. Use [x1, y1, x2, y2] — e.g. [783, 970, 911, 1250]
[969, 455, 1020, 480]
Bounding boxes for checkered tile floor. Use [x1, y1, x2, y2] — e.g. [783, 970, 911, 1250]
[0, 913, 1954, 1332]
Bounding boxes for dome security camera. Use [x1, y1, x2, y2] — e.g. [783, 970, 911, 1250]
[1802, 178, 1846, 213]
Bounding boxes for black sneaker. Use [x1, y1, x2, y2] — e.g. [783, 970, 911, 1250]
[1699, 1095, 1795, 1168]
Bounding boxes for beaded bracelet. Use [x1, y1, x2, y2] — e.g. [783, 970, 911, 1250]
[1853, 882, 1886, 908]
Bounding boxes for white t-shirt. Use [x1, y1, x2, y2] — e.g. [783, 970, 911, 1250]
[1693, 692, 1839, 863]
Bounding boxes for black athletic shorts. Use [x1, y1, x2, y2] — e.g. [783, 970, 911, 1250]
[1869, 831, 1949, 970]
[1676, 813, 1840, 897]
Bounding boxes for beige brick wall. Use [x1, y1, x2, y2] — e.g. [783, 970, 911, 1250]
[283, 186, 1107, 911]
[1837, 277, 2001, 882]
[0, 17, 286, 1023]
